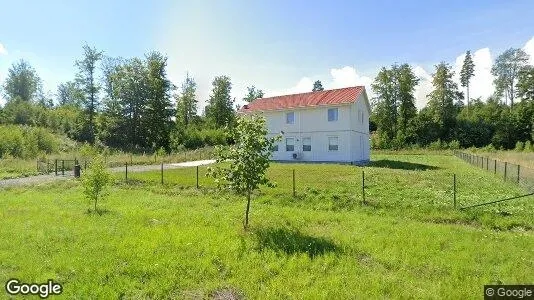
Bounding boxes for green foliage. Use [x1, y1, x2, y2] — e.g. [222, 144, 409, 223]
[427, 62, 462, 141]
[207, 115, 281, 227]
[75, 44, 103, 144]
[175, 73, 197, 126]
[205, 76, 235, 128]
[2, 59, 42, 102]
[56, 81, 84, 107]
[514, 141, 524, 151]
[243, 85, 264, 103]
[517, 66, 534, 101]
[145, 51, 174, 150]
[491, 48, 530, 106]
[372, 64, 419, 148]
[524, 140, 533, 152]
[82, 155, 112, 213]
[312, 80, 324, 92]
[448, 140, 460, 150]
[428, 139, 444, 150]
[460, 50, 475, 107]
[0, 125, 62, 158]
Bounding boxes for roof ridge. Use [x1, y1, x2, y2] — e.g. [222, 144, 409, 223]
[258, 86, 363, 100]
[240, 86, 365, 112]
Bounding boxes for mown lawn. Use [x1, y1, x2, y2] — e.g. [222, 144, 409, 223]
[0, 154, 532, 299]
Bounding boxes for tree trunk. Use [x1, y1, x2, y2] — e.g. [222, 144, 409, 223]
[466, 83, 470, 115]
[244, 190, 251, 229]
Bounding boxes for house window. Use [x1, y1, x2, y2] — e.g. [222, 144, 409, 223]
[302, 137, 311, 152]
[328, 108, 338, 122]
[271, 144, 278, 152]
[328, 136, 339, 151]
[286, 138, 295, 151]
[286, 112, 295, 124]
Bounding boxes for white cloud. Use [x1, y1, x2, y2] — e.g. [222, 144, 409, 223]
[264, 66, 373, 99]
[244, 37, 533, 111]
[413, 66, 433, 110]
[264, 77, 314, 97]
[523, 36, 534, 65]
[328, 66, 373, 93]
[0, 43, 7, 55]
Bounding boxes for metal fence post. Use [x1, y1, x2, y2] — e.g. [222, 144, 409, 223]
[55, 159, 58, 176]
[196, 166, 199, 189]
[504, 162, 507, 181]
[362, 170, 366, 204]
[453, 174, 457, 208]
[125, 163, 128, 181]
[292, 169, 296, 197]
[161, 162, 164, 185]
[494, 159, 497, 174]
[62, 160, 65, 176]
[517, 165, 520, 184]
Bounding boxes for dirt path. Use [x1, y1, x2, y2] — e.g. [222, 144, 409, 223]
[0, 160, 215, 189]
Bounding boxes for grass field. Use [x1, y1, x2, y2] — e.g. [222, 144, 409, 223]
[469, 149, 534, 169]
[0, 154, 532, 298]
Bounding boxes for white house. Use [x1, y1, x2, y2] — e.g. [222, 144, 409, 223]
[239, 86, 371, 164]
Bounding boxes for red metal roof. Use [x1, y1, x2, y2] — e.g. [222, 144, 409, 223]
[240, 86, 365, 112]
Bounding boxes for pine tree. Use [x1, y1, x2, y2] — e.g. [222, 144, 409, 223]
[460, 50, 475, 112]
[312, 80, 324, 92]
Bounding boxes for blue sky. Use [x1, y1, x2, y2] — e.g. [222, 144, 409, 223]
[1, 0, 534, 109]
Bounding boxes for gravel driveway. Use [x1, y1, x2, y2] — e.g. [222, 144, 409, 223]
[0, 160, 215, 189]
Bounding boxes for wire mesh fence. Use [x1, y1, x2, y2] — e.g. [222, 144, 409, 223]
[454, 150, 534, 192]
[37, 148, 217, 176]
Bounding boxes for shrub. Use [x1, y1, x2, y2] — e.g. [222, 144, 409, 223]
[428, 139, 443, 150]
[515, 141, 524, 151]
[524, 141, 533, 152]
[448, 140, 460, 150]
[82, 155, 112, 213]
[0, 125, 62, 159]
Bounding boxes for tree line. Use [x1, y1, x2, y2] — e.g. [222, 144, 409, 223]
[0, 44, 265, 155]
[1, 43, 533, 156]
[371, 48, 534, 150]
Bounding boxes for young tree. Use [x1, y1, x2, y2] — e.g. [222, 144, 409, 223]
[427, 62, 462, 141]
[460, 50, 475, 111]
[2, 59, 42, 102]
[207, 115, 280, 228]
[82, 155, 112, 213]
[491, 48, 530, 107]
[205, 75, 234, 128]
[312, 80, 324, 92]
[75, 44, 103, 144]
[175, 73, 197, 126]
[243, 85, 264, 102]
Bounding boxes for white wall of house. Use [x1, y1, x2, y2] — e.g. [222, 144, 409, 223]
[260, 92, 370, 163]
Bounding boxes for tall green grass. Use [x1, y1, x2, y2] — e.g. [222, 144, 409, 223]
[0, 157, 532, 298]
